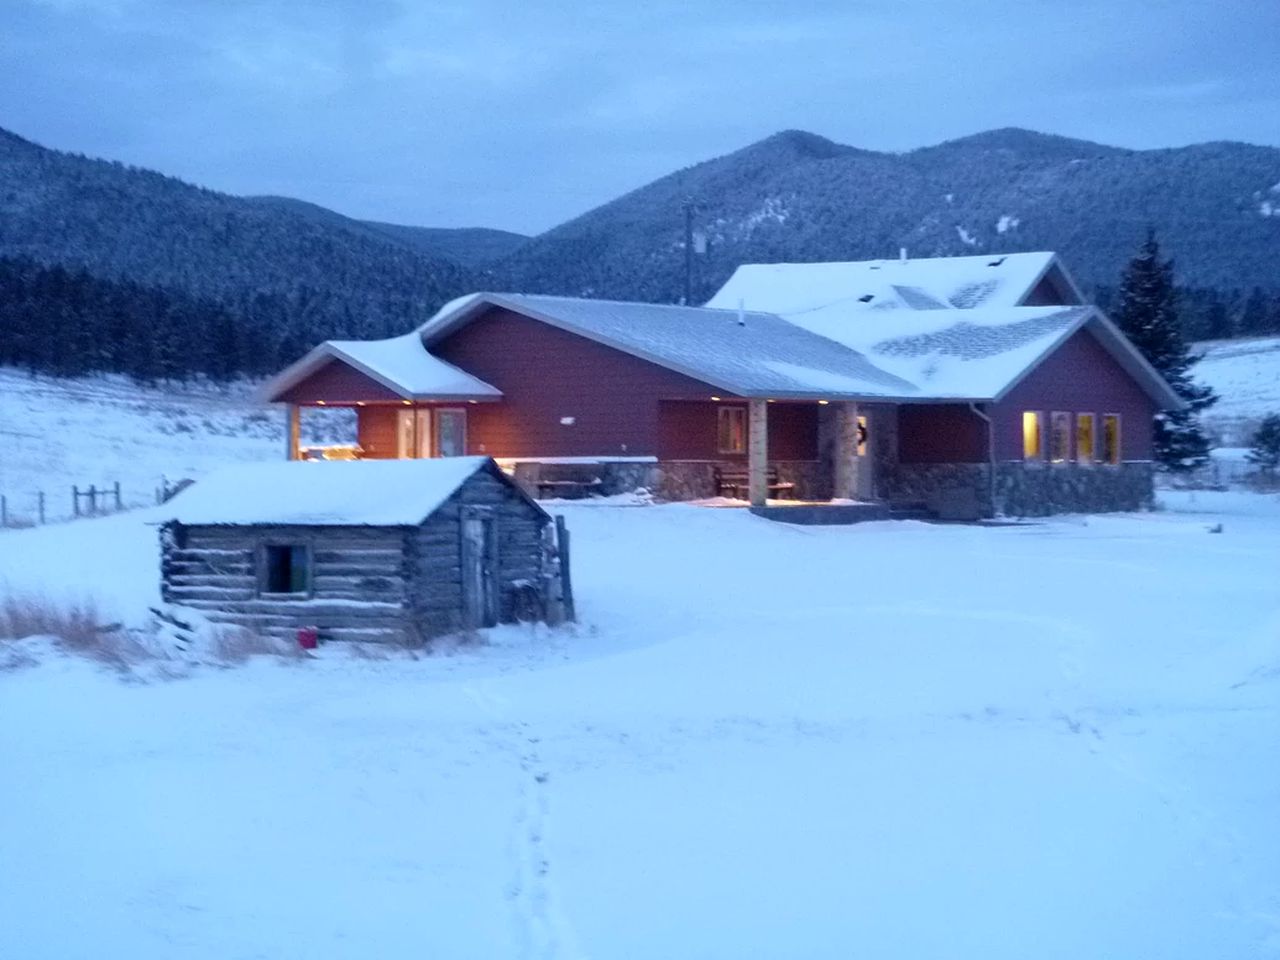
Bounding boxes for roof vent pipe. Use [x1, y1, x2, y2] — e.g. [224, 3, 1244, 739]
[737, 298, 746, 327]
[899, 247, 908, 263]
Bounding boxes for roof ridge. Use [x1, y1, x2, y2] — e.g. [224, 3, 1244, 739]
[498, 292, 778, 316]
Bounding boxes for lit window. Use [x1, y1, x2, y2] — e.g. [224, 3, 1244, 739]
[262, 544, 310, 595]
[1022, 411, 1043, 460]
[1102, 414, 1121, 465]
[1050, 412, 1071, 462]
[856, 415, 868, 457]
[718, 406, 747, 454]
[1077, 414, 1096, 465]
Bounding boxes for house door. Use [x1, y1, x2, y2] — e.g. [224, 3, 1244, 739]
[461, 508, 498, 629]
[854, 414, 875, 500]
[435, 409, 467, 457]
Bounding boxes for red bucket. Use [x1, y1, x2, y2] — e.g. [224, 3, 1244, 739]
[297, 626, 319, 650]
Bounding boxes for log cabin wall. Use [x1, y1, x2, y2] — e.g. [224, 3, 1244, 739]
[408, 468, 549, 634]
[161, 523, 415, 643]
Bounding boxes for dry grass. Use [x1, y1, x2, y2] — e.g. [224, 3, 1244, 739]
[0, 591, 148, 669]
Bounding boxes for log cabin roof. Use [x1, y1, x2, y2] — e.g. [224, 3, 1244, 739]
[159, 457, 542, 526]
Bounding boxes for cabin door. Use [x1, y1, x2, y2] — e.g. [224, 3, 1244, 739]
[461, 507, 499, 629]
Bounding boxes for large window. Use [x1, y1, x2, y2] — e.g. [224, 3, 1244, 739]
[261, 544, 310, 596]
[1076, 414, 1096, 465]
[1022, 411, 1043, 460]
[434, 409, 467, 457]
[1102, 414, 1122, 465]
[718, 406, 747, 454]
[1049, 412, 1071, 463]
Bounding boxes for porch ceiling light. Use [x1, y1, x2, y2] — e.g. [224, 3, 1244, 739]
[710, 396, 722, 401]
[818, 400, 829, 405]
[315, 400, 326, 406]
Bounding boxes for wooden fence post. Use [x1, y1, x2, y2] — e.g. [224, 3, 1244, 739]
[1, 494, 6, 528]
[554, 515, 575, 623]
[38, 491, 45, 525]
[114, 481, 122, 511]
[72, 485, 79, 518]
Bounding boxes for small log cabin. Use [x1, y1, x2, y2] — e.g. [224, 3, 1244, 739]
[259, 253, 1185, 518]
[159, 457, 563, 644]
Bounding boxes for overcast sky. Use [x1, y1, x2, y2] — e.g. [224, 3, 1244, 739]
[3, 0, 1278, 234]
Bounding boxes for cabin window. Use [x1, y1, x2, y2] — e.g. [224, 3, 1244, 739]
[262, 544, 310, 595]
[1102, 414, 1122, 465]
[1049, 412, 1071, 463]
[718, 406, 747, 454]
[1076, 414, 1096, 465]
[1022, 411, 1043, 460]
[856, 415, 868, 457]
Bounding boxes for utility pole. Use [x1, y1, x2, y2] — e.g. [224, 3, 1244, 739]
[682, 197, 696, 305]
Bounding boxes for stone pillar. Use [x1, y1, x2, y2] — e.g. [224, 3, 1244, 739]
[748, 399, 768, 506]
[832, 401, 859, 500]
[285, 404, 301, 461]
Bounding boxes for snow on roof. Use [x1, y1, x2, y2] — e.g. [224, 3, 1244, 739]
[259, 332, 501, 403]
[705, 252, 1066, 315]
[420, 293, 919, 399]
[161, 457, 505, 526]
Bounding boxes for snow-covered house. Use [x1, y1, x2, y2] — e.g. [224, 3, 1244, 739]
[259, 252, 1183, 518]
[159, 457, 563, 644]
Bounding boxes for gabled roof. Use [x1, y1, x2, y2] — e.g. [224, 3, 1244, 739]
[161, 457, 543, 526]
[782, 303, 1185, 407]
[417, 292, 919, 400]
[705, 252, 1084, 315]
[258, 331, 502, 403]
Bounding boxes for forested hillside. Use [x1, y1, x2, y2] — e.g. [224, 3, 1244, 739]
[0, 128, 476, 349]
[496, 128, 1280, 334]
[2, 124, 1278, 386]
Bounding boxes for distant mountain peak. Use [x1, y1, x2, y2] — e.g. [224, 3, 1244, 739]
[920, 127, 1122, 158]
[739, 129, 862, 161]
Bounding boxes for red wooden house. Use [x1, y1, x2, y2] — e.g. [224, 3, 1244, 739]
[260, 253, 1183, 517]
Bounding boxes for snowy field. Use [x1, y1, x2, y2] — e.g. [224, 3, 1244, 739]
[2, 491, 1279, 959]
[0, 368, 349, 523]
[1192, 335, 1280, 444]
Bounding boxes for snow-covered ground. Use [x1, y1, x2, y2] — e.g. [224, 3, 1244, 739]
[2, 491, 1279, 959]
[0, 368, 350, 523]
[1192, 335, 1280, 445]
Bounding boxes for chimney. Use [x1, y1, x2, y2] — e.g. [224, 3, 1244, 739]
[899, 247, 908, 263]
[737, 298, 746, 327]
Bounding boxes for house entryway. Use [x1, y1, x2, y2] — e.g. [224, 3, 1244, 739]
[461, 507, 499, 628]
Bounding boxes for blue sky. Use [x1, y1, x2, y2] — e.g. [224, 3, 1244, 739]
[3, 0, 1278, 234]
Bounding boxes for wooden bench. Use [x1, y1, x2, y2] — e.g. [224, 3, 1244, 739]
[535, 477, 603, 500]
[713, 466, 797, 500]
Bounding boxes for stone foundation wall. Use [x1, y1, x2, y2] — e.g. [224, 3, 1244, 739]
[995, 461, 1155, 517]
[882, 461, 1156, 518]
[881, 463, 994, 518]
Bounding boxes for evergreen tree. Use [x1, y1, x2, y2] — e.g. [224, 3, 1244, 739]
[1246, 414, 1280, 474]
[1112, 231, 1217, 472]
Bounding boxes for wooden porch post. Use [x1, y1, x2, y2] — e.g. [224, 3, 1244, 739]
[833, 401, 859, 500]
[748, 399, 768, 506]
[285, 404, 301, 461]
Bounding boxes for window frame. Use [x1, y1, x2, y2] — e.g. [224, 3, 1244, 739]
[717, 405, 748, 455]
[258, 541, 313, 598]
[1049, 411, 1072, 464]
[1022, 410, 1045, 461]
[433, 408, 468, 457]
[1076, 413, 1096, 466]
[1101, 413, 1122, 466]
